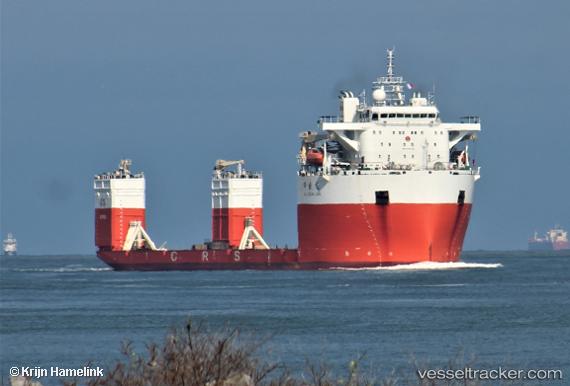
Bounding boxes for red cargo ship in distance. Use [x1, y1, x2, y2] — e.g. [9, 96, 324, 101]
[95, 49, 482, 270]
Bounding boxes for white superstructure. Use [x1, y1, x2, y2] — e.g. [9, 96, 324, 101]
[94, 159, 145, 210]
[298, 49, 481, 206]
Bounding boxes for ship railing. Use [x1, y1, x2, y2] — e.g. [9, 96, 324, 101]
[460, 115, 480, 124]
[298, 163, 480, 176]
[216, 171, 262, 179]
[94, 172, 144, 180]
[318, 115, 339, 123]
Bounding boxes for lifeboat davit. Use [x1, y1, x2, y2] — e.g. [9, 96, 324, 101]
[306, 149, 324, 166]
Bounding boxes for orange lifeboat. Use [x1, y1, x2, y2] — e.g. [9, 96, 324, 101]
[306, 148, 324, 166]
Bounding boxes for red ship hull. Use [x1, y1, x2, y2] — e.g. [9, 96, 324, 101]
[97, 248, 303, 271]
[97, 203, 472, 270]
[298, 203, 472, 264]
[553, 241, 570, 251]
[96, 248, 431, 270]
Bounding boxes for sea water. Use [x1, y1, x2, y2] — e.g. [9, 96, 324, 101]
[1, 253, 569, 384]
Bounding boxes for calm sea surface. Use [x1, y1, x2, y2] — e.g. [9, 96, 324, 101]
[1, 253, 569, 384]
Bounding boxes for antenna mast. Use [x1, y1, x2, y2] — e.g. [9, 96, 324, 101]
[372, 48, 407, 106]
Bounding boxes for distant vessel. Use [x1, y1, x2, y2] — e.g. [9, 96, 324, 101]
[3, 233, 17, 256]
[528, 226, 569, 251]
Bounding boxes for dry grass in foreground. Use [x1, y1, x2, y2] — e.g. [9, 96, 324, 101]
[57, 320, 520, 386]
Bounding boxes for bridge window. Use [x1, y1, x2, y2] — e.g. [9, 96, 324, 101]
[380, 113, 388, 118]
[429, 113, 436, 118]
[372, 113, 378, 121]
[388, 113, 396, 118]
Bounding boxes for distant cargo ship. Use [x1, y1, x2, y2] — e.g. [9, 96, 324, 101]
[528, 226, 569, 251]
[3, 233, 17, 256]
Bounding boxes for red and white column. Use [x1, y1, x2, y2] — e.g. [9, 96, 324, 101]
[94, 162, 146, 251]
[211, 171, 263, 248]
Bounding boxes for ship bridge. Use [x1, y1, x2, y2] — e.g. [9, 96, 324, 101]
[300, 49, 480, 174]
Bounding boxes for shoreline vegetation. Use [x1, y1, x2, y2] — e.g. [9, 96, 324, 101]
[7, 320, 523, 386]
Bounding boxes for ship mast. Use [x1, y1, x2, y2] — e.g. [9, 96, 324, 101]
[372, 48, 406, 106]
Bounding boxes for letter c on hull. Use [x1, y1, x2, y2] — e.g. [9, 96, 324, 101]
[170, 251, 178, 262]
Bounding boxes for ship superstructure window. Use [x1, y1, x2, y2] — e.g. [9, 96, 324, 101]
[376, 113, 438, 120]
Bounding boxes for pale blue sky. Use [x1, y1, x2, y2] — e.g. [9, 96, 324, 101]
[1, 0, 569, 254]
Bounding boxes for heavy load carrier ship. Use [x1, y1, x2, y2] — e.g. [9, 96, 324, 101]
[95, 49, 481, 270]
